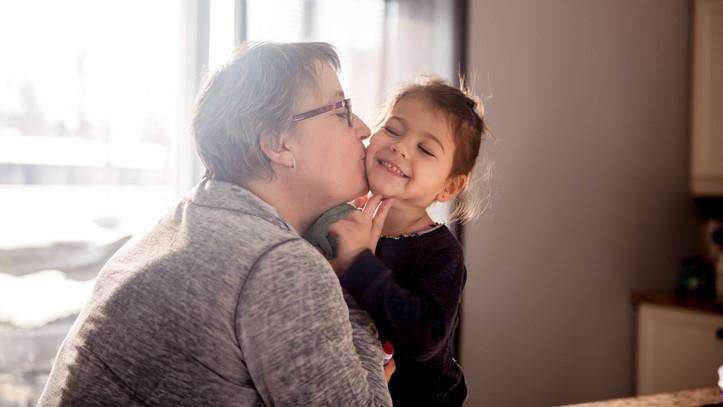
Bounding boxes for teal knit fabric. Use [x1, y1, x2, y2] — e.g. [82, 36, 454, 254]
[303, 203, 356, 259]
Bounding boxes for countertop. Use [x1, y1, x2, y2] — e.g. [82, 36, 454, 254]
[631, 291, 723, 315]
[562, 387, 720, 406]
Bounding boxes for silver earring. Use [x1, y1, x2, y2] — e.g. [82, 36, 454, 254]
[291, 156, 296, 169]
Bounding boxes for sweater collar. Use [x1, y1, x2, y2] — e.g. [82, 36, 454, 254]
[186, 178, 293, 232]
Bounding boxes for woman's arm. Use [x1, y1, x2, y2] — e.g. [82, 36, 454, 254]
[236, 239, 392, 406]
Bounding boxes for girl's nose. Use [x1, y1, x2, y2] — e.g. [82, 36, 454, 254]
[391, 143, 408, 159]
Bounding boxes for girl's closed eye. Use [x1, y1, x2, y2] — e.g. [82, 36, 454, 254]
[383, 126, 400, 137]
[418, 145, 435, 157]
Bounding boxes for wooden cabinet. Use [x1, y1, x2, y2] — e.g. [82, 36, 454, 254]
[636, 303, 723, 394]
[691, 0, 723, 196]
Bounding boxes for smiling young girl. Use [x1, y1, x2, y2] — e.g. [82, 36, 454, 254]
[327, 78, 489, 406]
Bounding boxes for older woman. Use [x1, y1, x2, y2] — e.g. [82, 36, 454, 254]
[38, 42, 392, 406]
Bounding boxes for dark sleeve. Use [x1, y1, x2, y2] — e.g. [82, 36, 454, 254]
[339, 245, 465, 362]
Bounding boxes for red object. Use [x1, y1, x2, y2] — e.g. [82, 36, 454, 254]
[382, 340, 394, 355]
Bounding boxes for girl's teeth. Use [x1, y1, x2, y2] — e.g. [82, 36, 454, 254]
[382, 160, 405, 177]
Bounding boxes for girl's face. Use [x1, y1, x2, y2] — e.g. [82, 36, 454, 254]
[365, 96, 458, 209]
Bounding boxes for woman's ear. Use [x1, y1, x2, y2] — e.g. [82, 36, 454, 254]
[259, 135, 296, 169]
[435, 174, 468, 202]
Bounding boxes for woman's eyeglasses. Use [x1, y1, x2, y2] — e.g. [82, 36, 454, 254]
[291, 98, 352, 128]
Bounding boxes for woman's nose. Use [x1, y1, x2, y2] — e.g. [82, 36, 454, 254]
[352, 114, 370, 141]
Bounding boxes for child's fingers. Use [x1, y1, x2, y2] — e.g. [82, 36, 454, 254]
[371, 199, 393, 233]
[327, 219, 348, 236]
[345, 209, 363, 222]
[383, 359, 396, 383]
[362, 194, 384, 219]
[369, 198, 393, 251]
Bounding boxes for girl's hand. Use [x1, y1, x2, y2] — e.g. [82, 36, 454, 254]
[384, 359, 396, 383]
[328, 194, 393, 274]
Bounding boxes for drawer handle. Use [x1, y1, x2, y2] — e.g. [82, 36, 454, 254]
[717, 328, 723, 340]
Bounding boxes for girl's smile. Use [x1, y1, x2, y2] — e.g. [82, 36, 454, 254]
[365, 95, 458, 209]
[377, 158, 409, 178]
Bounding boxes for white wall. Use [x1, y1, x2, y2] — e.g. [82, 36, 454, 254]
[462, 1, 700, 405]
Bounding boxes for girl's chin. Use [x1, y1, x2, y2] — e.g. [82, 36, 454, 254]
[369, 184, 400, 199]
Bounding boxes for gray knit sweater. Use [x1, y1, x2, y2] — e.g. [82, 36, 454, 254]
[37, 179, 392, 406]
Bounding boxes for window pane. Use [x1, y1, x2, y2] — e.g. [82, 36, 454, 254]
[0, 0, 187, 242]
[0, 0, 183, 186]
[209, 0, 238, 73]
[246, 0, 387, 125]
[0, 1, 192, 404]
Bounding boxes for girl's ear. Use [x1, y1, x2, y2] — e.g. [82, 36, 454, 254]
[259, 134, 296, 169]
[436, 174, 468, 202]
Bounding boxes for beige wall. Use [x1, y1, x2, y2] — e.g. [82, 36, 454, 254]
[462, 1, 700, 405]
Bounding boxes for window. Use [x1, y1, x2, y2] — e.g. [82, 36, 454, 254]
[246, 0, 388, 124]
[0, 1, 461, 404]
[0, 1, 204, 403]
[0, 0, 187, 250]
[245, 0, 459, 126]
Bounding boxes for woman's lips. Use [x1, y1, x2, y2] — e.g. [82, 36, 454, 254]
[378, 159, 408, 178]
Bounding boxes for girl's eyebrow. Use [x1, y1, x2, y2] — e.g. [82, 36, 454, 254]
[387, 115, 406, 127]
[424, 132, 445, 153]
[389, 115, 445, 153]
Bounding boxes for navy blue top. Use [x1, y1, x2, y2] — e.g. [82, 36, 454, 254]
[341, 225, 467, 406]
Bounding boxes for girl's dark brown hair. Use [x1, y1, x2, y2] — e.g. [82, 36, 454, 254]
[384, 77, 491, 223]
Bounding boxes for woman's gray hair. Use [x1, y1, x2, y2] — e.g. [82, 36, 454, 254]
[191, 42, 340, 184]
